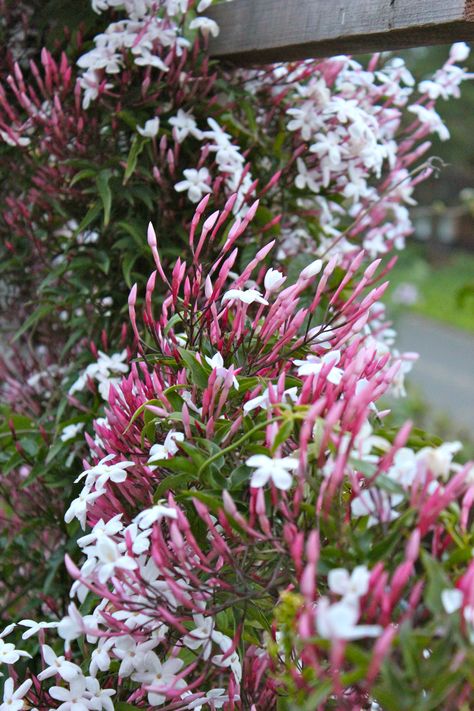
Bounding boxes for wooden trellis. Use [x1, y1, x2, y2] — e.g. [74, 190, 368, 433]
[207, 0, 474, 64]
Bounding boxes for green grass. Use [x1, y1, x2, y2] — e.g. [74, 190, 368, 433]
[385, 245, 474, 333]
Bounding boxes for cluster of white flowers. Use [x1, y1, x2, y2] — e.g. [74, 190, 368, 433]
[69, 350, 129, 401]
[316, 565, 382, 640]
[77, 0, 219, 108]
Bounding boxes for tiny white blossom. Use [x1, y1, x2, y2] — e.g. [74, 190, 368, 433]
[221, 288, 268, 306]
[205, 352, 239, 390]
[95, 536, 138, 583]
[49, 675, 90, 711]
[294, 350, 343, 385]
[0, 678, 32, 711]
[137, 117, 160, 138]
[169, 109, 203, 142]
[18, 619, 58, 640]
[246, 454, 298, 490]
[134, 503, 178, 530]
[316, 597, 382, 640]
[60, 423, 85, 442]
[148, 431, 185, 465]
[175, 168, 212, 203]
[264, 268, 286, 292]
[328, 566, 370, 602]
[189, 17, 219, 38]
[38, 645, 82, 682]
[441, 588, 463, 614]
[450, 42, 470, 62]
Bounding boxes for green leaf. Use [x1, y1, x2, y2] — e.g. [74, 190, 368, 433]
[123, 137, 145, 184]
[69, 168, 97, 187]
[96, 170, 113, 227]
[178, 348, 209, 389]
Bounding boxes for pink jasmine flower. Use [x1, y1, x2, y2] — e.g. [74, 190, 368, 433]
[246, 454, 298, 490]
[113, 636, 159, 678]
[244, 386, 298, 413]
[182, 614, 215, 660]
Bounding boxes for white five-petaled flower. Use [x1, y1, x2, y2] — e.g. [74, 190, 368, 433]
[205, 352, 239, 390]
[133, 503, 178, 530]
[75, 454, 134, 490]
[38, 644, 82, 682]
[84, 676, 115, 711]
[169, 109, 203, 143]
[221, 288, 269, 306]
[182, 614, 215, 660]
[64, 488, 106, 530]
[137, 117, 160, 138]
[328, 566, 370, 602]
[244, 386, 298, 413]
[95, 536, 138, 584]
[189, 17, 220, 38]
[246, 454, 298, 491]
[264, 268, 286, 292]
[49, 675, 90, 711]
[0, 678, 32, 711]
[60, 423, 85, 442]
[148, 431, 185, 466]
[131, 654, 186, 706]
[441, 588, 463, 614]
[294, 350, 343, 385]
[175, 168, 212, 203]
[316, 597, 382, 641]
[18, 619, 58, 639]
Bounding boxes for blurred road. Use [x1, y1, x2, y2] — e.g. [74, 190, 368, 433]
[397, 314, 474, 429]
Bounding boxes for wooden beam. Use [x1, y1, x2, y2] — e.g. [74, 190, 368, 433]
[207, 0, 474, 65]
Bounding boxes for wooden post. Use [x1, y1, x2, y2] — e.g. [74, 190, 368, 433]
[207, 0, 474, 65]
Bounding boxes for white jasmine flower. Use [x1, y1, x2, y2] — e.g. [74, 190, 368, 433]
[441, 588, 463, 614]
[175, 168, 212, 203]
[328, 566, 370, 601]
[0, 678, 32, 711]
[264, 268, 286, 292]
[316, 597, 382, 640]
[221, 288, 268, 306]
[49, 675, 90, 711]
[18, 619, 58, 640]
[137, 117, 160, 138]
[246, 454, 298, 490]
[294, 350, 343, 385]
[60, 423, 85, 442]
[205, 352, 239, 390]
[169, 109, 203, 143]
[148, 431, 185, 465]
[132, 654, 186, 706]
[189, 17, 220, 38]
[450, 42, 470, 62]
[134, 503, 178, 530]
[244, 386, 298, 413]
[95, 536, 138, 583]
[37, 645, 82, 682]
[84, 676, 115, 711]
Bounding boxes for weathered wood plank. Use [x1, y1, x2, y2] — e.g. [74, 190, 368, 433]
[207, 0, 474, 64]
